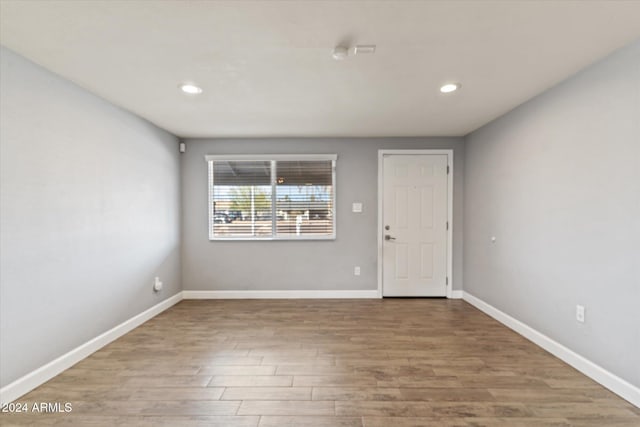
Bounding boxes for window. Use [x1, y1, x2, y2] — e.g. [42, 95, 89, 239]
[206, 154, 336, 240]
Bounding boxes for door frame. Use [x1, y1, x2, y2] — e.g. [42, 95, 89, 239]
[377, 149, 454, 298]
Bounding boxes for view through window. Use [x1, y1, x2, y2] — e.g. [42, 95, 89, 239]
[207, 155, 336, 240]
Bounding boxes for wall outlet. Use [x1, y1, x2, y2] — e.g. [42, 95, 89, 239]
[576, 305, 585, 323]
[154, 277, 163, 292]
[354, 266, 361, 276]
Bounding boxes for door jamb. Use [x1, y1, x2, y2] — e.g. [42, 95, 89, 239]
[377, 149, 454, 298]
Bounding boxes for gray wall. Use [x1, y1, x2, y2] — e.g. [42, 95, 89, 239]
[464, 41, 639, 387]
[0, 47, 182, 387]
[182, 138, 464, 292]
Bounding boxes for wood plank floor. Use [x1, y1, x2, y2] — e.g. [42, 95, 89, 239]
[2, 299, 638, 426]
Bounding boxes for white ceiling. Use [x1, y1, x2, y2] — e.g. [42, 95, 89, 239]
[1, 1, 639, 138]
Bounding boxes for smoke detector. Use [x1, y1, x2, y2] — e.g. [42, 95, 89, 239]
[332, 46, 349, 60]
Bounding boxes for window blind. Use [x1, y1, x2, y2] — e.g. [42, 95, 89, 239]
[210, 160, 273, 237]
[275, 160, 334, 237]
[207, 155, 336, 240]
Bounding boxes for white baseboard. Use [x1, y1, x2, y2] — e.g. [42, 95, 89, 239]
[182, 289, 380, 299]
[0, 292, 183, 405]
[462, 291, 640, 408]
[449, 290, 463, 299]
[8, 289, 635, 408]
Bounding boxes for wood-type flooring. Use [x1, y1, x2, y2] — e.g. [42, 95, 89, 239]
[2, 299, 638, 426]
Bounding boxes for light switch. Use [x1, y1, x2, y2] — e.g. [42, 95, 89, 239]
[352, 202, 363, 213]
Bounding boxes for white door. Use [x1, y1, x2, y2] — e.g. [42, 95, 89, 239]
[382, 154, 449, 297]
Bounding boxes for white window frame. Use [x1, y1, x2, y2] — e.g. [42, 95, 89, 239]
[205, 154, 337, 241]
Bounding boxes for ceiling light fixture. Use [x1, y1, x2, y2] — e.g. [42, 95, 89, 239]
[179, 83, 203, 95]
[440, 83, 460, 93]
[332, 46, 349, 60]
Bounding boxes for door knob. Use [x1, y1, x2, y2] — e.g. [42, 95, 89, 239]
[384, 234, 396, 241]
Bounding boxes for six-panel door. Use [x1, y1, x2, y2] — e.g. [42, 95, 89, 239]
[382, 154, 448, 297]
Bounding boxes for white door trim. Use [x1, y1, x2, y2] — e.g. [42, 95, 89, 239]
[377, 149, 454, 298]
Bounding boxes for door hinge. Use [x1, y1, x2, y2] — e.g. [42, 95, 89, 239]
[446, 277, 449, 286]
[446, 221, 449, 230]
[446, 165, 450, 175]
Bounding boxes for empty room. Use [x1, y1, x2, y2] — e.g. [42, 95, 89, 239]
[1, 1, 639, 426]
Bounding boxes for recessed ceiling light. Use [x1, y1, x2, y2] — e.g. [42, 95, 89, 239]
[440, 83, 460, 93]
[179, 83, 203, 95]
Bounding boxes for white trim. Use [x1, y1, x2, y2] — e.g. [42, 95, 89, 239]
[183, 290, 379, 299]
[377, 149, 454, 298]
[376, 150, 454, 156]
[450, 290, 463, 299]
[462, 291, 640, 408]
[210, 235, 336, 242]
[446, 152, 454, 298]
[377, 152, 384, 298]
[205, 154, 337, 162]
[0, 292, 183, 405]
[6, 287, 635, 410]
[207, 160, 215, 241]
